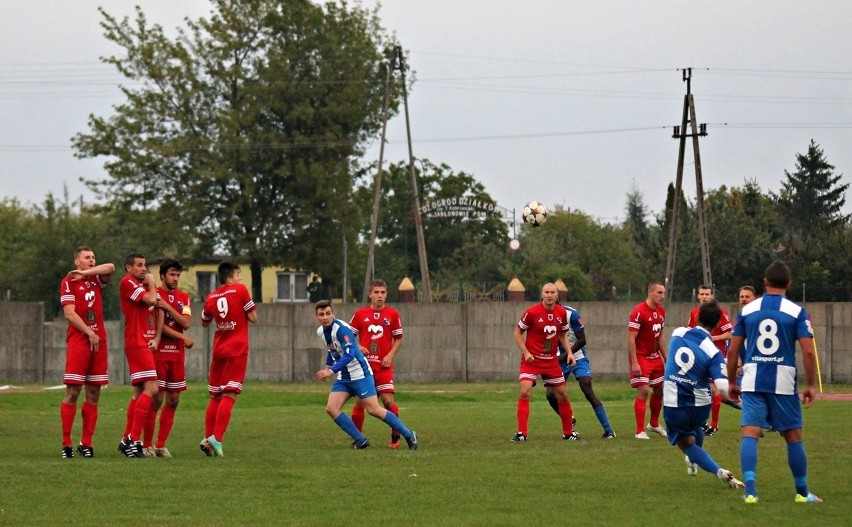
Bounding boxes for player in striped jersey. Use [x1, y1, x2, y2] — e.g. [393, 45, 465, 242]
[663, 301, 744, 489]
[315, 300, 417, 450]
[686, 285, 733, 436]
[728, 261, 821, 504]
[348, 279, 405, 448]
[546, 304, 615, 439]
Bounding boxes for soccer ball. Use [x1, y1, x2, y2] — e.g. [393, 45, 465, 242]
[522, 201, 548, 227]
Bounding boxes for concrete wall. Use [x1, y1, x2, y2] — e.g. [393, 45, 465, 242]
[2, 300, 850, 384]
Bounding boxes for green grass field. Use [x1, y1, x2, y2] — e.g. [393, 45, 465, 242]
[1, 380, 849, 526]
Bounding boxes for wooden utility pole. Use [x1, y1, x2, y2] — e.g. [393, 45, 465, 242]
[363, 55, 396, 302]
[665, 68, 712, 299]
[397, 46, 432, 302]
[363, 45, 432, 303]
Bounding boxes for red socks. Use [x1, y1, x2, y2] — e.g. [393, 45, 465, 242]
[80, 401, 98, 446]
[213, 396, 236, 442]
[123, 398, 137, 438]
[711, 392, 722, 428]
[60, 402, 76, 446]
[204, 397, 221, 438]
[130, 393, 152, 442]
[156, 405, 176, 449]
[143, 406, 157, 448]
[634, 397, 647, 434]
[558, 399, 574, 436]
[351, 405, 365, 432]
[649, 392, 663, 427]
[517, 398, 530, 436]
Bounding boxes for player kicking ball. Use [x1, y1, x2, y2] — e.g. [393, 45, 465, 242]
[662, 301, 744, 490]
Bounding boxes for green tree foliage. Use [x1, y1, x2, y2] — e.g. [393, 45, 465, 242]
[775, 140, 850, 250]
[71, 0, 395, 300]
[515, 207, 643, 300]
[0, 194, 122, 319]
[771, 141, 850, 300]
[699, 182, 783, 301]
[622, 185, 660, 279]
[352, 159, 509, 298]
[657, 182, 698, 301]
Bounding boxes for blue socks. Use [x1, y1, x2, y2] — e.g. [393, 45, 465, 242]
[741, 436, 758, 496]
[787, 440, 809, 496]
[683, 443, 720, 474]
[382, 411, 413, 439]
[334, 414, 366, 441]
[593, 404, 613, 435]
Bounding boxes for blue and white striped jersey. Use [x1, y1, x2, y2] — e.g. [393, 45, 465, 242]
[562, 305, 587, 361]
[317, 318, 373, 381]
[663, 326, 726, 408]
[732, 294, 812, 395]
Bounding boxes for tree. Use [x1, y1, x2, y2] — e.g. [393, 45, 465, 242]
[772, 141, 850, 300]
[775, 140, 849, 250]
[352, 159, 509, 298]
[623, 184, 660, 279]
[72, 0, 396, 301]
[699, 182, 782, 301]
[515, 207, 643, 300]
[0, 193, 122, 319]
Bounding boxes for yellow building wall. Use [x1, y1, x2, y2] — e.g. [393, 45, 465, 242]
[147, 261, 315, 303]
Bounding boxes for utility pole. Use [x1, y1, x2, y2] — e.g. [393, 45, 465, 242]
[665, 68, 712, 299]
[397, 45, 432, 302]
[363, 45, 432, 303]
[363, 55, 396, 302]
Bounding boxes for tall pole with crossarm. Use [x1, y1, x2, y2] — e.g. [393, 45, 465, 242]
[665, 68, 712, 299]
[363, 56, 396, 302]
[396, 45, 432, 302]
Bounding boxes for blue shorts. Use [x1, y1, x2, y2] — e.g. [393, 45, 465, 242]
[561, 357, 592, 380]
[741, 392, 802, 432]
[330, 376, 377, 399]
[663, 405, 711, 446]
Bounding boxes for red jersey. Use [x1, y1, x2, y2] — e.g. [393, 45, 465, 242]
[628, 301, 665, 357]
[201, 283, 256, 358]
[517, 303, 569, 362]
[348, 305, 403, 366]
[157, 286, 192, 361]
[687, 306, 732, 355]
[60, 274, 107, 345]
[119, 274, 157, 349]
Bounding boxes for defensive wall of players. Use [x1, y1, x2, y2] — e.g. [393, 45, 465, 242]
[1, 301, 850, 384]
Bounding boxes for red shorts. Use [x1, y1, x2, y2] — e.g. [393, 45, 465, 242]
[208, 354, 248, 396]
[64, 340, 109, 385]
[630, 353, 665, 388]
[518, 360, 566, 386]
[370, 364, 395, 394]
[156, 356, 187, 392]
[125, 345, 157, 384]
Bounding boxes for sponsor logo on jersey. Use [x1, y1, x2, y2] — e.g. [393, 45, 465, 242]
[368, 324, 384, 339]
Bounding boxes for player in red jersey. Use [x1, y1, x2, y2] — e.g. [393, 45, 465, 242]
[348, 279, 405, 448]
[117, 253, 161, 458]
[59, 246, 115, 458]
[199, 262, 257, 457]
[511, 282, 577, 442]
[628, 281, 667, 440]
[686, 285, 733, 436]
[140, 259, 193, 458]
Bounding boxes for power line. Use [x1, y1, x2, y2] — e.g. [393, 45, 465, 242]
[3, 122, 851, 153]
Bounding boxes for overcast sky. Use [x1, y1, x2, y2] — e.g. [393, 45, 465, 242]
[1, 0, 850, 225]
